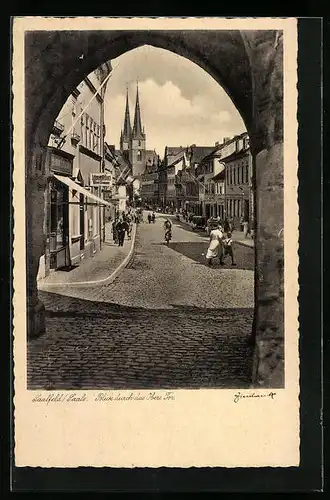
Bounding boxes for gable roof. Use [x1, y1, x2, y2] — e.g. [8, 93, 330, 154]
[189, 146, 216, 165]
[220, 148, 250, 163]
[165, 146, 185, 157]
[145, 149, 158, 164]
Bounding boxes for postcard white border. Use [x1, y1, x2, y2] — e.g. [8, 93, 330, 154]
[13, 17, 299, 468]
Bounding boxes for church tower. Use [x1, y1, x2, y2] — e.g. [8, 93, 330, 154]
[131, 82, 146, 177]
[120, 88, 132, 162]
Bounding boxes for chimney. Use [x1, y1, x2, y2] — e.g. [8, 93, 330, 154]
[223, 137, 230, 144]
[215, 141, 219, 147]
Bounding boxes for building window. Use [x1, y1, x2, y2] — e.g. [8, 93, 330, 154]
[245, 164, 249, 184]
[137, 150, 142, 161]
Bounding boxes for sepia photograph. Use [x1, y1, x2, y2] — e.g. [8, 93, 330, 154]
[13, 17, 300, 469]
[25, 28, 284, 391]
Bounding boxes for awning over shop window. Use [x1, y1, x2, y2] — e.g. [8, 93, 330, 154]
[54, 174, 111, 206]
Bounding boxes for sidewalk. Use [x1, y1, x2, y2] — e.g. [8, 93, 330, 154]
[231, 230, 254, 248]
[38, 222, 136, 288]
[168, 214, 254, 248]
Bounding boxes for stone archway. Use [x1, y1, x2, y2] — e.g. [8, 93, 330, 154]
[25, 29, 284, 387]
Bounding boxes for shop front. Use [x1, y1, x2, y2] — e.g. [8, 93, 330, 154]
[38, 148, 74, 278]
[48, 176, 70, 270]
[53, 174, 111, 262]
[38, 147, 111, 280]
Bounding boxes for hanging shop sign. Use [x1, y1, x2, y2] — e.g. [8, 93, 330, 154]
[90, 173, 112, 187]
[48, 149, 73, 176]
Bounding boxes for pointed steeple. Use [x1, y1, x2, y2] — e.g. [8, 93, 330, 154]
[132, 82, 144, 140]
[122, 87, 132, 140]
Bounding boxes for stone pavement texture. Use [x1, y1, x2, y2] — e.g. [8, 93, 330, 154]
[28, 213, 255, 389]
[38, 222, 133, 286]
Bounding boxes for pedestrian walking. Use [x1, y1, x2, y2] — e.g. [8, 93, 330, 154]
[243, 220, 250, 238]
[229, 217, 235, 232]
[116, 219, 125, 247]
[126, 215, 132, 240]
[122, 218, 129, 242]
[148, 213, 152, 224]
[205, 224, 224, 267]
[223, 218, 230, 233]
[222, 231, 237, 266]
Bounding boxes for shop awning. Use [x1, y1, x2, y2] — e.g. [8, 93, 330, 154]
[54, 174, 111, 206]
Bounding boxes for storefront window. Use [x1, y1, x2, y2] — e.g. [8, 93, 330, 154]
[49, 181, 68, 251]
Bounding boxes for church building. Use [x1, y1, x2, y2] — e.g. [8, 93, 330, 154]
[120, 84, 147, 178]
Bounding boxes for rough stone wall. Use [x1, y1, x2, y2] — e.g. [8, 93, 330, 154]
[23, 29, 285, 387]
[243, 31, 285, 387]
[26, 145, 47, 338]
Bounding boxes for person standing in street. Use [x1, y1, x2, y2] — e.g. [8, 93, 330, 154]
[163, 218, 172, 244]
[222, 231, 237, 266]
[205, 223, 224, 267]
[121, 218, 129, 243]
[116, 219, 125, 247]
[229, 217, 235, 233]
[243, 220, 250, 238]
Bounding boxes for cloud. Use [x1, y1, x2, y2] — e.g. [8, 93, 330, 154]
[104, 48, 245, 155]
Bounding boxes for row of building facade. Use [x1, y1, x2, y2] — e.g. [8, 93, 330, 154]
[37, 63, 135, 280]
[37, 71, 253, 280]
[140, 132, 254, 225]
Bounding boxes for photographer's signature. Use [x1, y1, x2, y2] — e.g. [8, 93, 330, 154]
[233, 391, 276, 403]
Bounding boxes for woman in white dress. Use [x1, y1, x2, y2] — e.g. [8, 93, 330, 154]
[206, 224, 224, 267]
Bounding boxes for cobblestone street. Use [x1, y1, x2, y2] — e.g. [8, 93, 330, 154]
[28, 213, 255, 389]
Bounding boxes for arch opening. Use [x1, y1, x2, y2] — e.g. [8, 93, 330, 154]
[25, 29, 285, 389]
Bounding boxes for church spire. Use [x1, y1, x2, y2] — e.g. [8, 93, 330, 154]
[122, 87, 132, 140]
[132, 82, 144, 140]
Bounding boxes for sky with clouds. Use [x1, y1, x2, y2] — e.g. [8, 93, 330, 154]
[104, 45, 246, 156]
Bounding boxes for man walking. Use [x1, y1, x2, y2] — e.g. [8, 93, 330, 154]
[116, 219, 125, 247]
